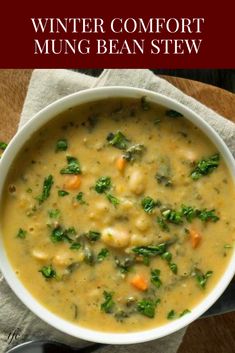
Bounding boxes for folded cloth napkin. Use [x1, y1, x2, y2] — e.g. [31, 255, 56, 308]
[1, 69, 235, 353]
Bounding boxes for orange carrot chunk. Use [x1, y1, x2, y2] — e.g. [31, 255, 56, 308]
[116, 155, 127, 172]
[190, 229, 201, 249]
[63, 175, 81, 190]
[130, 274, 148, 291]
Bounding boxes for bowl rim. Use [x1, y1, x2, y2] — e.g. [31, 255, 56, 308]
[0, 86, 235, 344]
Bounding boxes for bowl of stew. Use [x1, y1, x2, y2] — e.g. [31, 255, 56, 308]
[0, 87, 235, 344]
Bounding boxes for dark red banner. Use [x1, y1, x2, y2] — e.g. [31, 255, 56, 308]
[0, 0, 234, 68]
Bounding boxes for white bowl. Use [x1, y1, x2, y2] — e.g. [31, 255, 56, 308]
[0, 87, 235, 345]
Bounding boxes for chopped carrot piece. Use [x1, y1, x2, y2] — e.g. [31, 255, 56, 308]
[63, 175, 81, 190]
[130, 274, 148, 291]
[190, 229, 201, 249]
[116, 155, 127, 172]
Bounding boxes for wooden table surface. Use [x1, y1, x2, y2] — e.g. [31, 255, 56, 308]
[0, 69, 235, 353]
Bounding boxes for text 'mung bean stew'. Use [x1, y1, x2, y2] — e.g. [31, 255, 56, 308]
[1, 97, 235, 332]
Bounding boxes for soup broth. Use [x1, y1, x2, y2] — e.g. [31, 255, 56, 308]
[1, 97, 235, 332]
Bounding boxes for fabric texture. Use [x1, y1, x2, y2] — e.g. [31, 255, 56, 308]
[1, 69, 234, 353]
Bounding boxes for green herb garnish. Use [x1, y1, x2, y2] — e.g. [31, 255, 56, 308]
[193, 268, 213, 289]
[76, 192, 86, 204]
[107, 131, 129, 150]
[17, 228, 27, 239]
[58, 190, 69, 197]
[167, 310, 176, 319]
[48, 209, 60, 219]
[60, 156, 81, 175]
[97, 248, 109, 262]
[0, 142, 7, 151]
[56, 139, 68, 152]
[37, 175, 54, 204]
[191, 154, 220, 180]
[39, 265, 56, 279]
[181, 205, 197, 222]
[70, 242, 81, 250]
[132, 243, 167, 264]
[106, 193, 120, 207]
[197, 209, 219, 222]
[137, 299, 157, 318]
[161, 209, 183, 225]
[141, 196, 158, 214]
[161, 251, 172, 262]
[151, 269, 162, 288]
[85, 230, 101, 242]
[179, 309, 191, 317]
[51, 226, 75, 243]
[101, 291, 115, 313]
[169, 263, 178, 274]
[95, 176, 111, 194]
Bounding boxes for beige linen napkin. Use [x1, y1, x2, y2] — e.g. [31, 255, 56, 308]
[1, 69, 235, 353]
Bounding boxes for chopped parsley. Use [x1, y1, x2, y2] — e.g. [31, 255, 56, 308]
[95, 176, 111, 194]
[159, 205, 219, 229]
[151, 269, 162, 288]
[141, 196, 159, 214]
[76, 192, 86, 204]
[70, 242, 81, 250]
[179, 309, 191, 317]
[161, 251, 177, 274]
[58, 190, 69, 197]
[97, 248, 109, 262]
[106, 131, 129, 150]
[191, 154, 220, 180]
[101, 291, 115, 313]
[85, 230, 101, 242]
[161, 251, 172, 262]
[167, 310, 176, 319]
[17, 228, 27, 239]
[0, 142, 7, 151]
[48, 209, 60, 219]
[55, 139, 68, 152]
[51, 226, 75, 243]
[132, 243, 167, 264]
[168, 309, 191, 319]
[137, 299, 157, 318]
[39, 265, 56, 279]
[60, 156, 81, 175]
[169, 263, 178, 275]
[37, 175, 54, 204]
[161, 209, 183, 225]
[197, 209, 219, 222]
[106, 193, 120, 207]
[181, 205, 197, 222]
[193, 268, 213, 289]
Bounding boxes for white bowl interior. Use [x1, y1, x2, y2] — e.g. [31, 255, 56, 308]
[0, 86, 235, 344]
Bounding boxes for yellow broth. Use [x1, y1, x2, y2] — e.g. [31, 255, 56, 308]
[1, 97, 235, 332]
